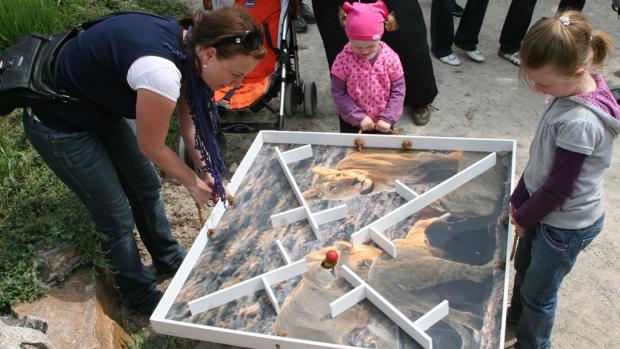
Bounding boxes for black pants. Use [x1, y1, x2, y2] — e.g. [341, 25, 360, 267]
[499, 0, 586, 54]
[430, 0, 490, 58]
[312, 0, 438, 108]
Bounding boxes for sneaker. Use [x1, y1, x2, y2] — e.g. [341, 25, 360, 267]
[411, 105, 436, 126]
[465, 49, 485, 62]
[451, 0, 464, 17]
[301, 2, 316, 24]
[498, 49, 521, 66]
[439, 53, 461, 66]
[294, 16, 308, 33]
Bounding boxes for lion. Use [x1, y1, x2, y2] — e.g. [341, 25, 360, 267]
[303, 150, 463, 201]
[274, 214, 500, 348]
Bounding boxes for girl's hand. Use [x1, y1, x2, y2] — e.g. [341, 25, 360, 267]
[375, 120, 391, 133]
[509, 207, 526, 237]
[360, 117, 375, 131]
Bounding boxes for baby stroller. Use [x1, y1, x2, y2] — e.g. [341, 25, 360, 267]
[208, 0, 317, 132]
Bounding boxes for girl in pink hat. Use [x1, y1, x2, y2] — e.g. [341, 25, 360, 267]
[330, 0, 405, 133]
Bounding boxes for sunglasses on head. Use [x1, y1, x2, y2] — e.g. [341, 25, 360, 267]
[213, 30, 263, 51]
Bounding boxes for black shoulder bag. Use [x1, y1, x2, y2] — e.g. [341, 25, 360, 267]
[0, 11, 171, 116]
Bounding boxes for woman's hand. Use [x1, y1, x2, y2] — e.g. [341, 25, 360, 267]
[188, 175, 216, 207]
[360, 116, 375, 131]
[375, 120, 391, 133]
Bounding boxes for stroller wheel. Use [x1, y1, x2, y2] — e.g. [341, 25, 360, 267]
[284, 82, 297, 117]
[302, 80, 318, 117]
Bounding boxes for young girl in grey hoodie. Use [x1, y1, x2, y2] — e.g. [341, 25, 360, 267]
[507, 11, 620, 349]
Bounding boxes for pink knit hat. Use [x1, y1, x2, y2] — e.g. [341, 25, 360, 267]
[343, 1, 389, 41]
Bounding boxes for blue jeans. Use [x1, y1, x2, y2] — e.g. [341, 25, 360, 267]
[23, 113, 184, 312]
[510, 215, 604, 349]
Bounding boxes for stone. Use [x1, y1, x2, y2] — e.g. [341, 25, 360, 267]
[11, 267, 134, 349]
[0, 320, 56, 349]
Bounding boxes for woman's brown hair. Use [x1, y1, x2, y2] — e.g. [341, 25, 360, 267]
[178, 6, 266, 60]
[520, 10, 613, 77]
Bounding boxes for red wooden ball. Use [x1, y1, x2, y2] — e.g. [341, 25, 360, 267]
[325, 250, 339, 265]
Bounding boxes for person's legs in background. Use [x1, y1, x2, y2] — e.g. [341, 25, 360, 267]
[498, 0, 536, 66]
[451, 0, 465, 16]
[453, 0, 490, 62]
[383, 0, 438, 126]
[558, 0, 586, 10]
[294, 0, 316, 33]
[312, 0, 348, 68]
[430, 0, 459, 64]
[498, 0, 586, 66]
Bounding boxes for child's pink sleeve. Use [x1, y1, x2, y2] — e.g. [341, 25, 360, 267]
[386, 52, 404, 81]
[331, 52, 349, 82]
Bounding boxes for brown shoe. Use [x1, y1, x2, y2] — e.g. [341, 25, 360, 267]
[411, 105, 436, 126]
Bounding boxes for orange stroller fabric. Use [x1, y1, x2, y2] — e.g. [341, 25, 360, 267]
[214, 0, 281, 109]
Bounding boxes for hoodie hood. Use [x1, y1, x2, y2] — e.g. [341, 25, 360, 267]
[567, 73, 620, 137]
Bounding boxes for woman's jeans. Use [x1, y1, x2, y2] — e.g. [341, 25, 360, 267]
[23, 113, 184, 311]
[431, 0, 490, 58]
[510, 215, 604, 349]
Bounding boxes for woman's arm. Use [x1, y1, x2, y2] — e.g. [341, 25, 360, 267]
[135, 89, 215, 205]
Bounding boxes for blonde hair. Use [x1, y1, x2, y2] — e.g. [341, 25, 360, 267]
[520, 10, 613, 77]
[338, 9, 398, 33]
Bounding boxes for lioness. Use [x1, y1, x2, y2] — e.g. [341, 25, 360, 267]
[303, 150, 463, 201]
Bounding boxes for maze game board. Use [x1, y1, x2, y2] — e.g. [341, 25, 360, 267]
[151, 131, 516, 349]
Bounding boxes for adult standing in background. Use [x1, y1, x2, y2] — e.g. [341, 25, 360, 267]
[430, 0, 490, 66]
[498, 0, 586, 66]
[312, 0, 438, 126]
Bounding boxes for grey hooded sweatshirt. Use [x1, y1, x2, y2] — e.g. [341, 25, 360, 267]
[521, 78, 620, 229]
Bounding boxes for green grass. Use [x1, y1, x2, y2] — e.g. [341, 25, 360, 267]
[0, 0, 192, 50]
[0, 0, 66, 49]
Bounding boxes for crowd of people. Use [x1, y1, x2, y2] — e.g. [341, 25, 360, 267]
[16, 1, 620, 349]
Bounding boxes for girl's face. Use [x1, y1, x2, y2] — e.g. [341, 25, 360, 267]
[523, 64, 585, 98]
[198, 47, 260, 90]
[349, 39, 380, 60]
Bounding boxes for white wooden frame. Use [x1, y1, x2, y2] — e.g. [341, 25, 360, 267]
[151, 131, 517, 349]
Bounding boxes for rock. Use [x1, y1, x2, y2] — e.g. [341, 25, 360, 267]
[32, 243, 80, 287]
[0, 320, 56, 349]
[19, 315, 48, 333]
[11, 267, 134, 349]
